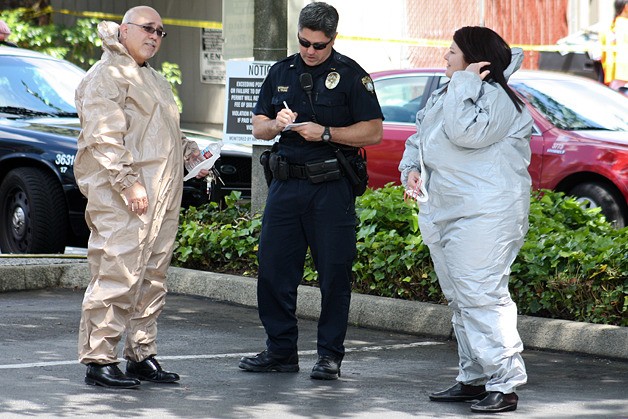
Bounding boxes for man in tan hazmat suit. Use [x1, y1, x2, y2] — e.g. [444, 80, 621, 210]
[74, 5, 208, 388]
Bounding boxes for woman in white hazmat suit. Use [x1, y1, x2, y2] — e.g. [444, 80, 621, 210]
[399, 26, 532, 413]
[74, 6, 208, 388]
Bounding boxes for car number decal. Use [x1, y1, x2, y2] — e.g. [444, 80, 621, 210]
[547, 143, 565, 155]
[55, 153, 75, 173]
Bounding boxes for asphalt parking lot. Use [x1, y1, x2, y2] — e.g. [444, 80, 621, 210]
[1, 286, 627, 419]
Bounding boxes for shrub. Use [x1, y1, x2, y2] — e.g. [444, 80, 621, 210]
[511, 190, 628, 326]
[173, 186, 627, 327]
[351, 185, 442, 302]
[173, 193, 261, 277]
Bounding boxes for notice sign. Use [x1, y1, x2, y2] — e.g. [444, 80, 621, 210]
[200, 29, 226, 84]
[223, 60, 274, 144]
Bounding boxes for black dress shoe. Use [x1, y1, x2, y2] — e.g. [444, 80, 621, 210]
[238, 350, 299, 372]
[470, 391, 518, 413]
[310, 355, 342, 380]
[429, 382, 487, 402]
[85, 363, 140, 388]
[126, 356, 180, 383]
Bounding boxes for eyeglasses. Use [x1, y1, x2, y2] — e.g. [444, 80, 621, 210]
[297, 35, 333, 50]
[127, 22, 167, 38]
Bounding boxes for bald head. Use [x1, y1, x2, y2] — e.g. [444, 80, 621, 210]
[119, 6, 164, 66]
[122, 6, 161, 25]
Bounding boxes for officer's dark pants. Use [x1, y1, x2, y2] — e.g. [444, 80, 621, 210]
[257, 177, 356, 358]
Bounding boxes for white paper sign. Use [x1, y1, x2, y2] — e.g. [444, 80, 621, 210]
[200, 29, 226, 84]
[223, 60, 275, 144]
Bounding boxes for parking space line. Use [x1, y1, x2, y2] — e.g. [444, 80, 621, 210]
[0, 341, 444, 370]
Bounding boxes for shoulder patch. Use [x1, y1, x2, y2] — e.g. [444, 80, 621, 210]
[361, 76, 375, 94]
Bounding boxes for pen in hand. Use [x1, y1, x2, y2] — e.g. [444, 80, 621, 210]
[283, 101, 294, 123]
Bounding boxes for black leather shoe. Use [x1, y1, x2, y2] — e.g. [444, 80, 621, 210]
[470, 391, 518, 413]
[310, 355, 342, 380]
[238, 350, 299, 372]
[126, 356, 180, 383]
[429, 382, 487, 402]
[85, 363, 140, 388]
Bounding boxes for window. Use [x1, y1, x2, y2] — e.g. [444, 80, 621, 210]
[374, 75, 432, 123]
[0, 56, 83, 115]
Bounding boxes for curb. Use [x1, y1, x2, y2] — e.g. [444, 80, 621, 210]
[1, 261, 626, 360]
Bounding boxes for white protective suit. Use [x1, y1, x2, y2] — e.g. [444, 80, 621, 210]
[399, 48, 532, 393]
[74, 21, 200, 364]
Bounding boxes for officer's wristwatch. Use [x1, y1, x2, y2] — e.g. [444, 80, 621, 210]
[322, 126, 332, 142]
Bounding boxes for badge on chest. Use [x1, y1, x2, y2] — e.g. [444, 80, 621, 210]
[325, 72, 340, 89]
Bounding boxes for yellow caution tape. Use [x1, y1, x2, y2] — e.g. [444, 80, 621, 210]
[54, 8, 222, 29]
[338, 34, 602, 54]
[20, 5, 223, 29]
[338, 34, 450, 48]
[6, 6, 608, 54]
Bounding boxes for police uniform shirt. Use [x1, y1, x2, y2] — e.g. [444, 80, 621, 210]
[253, 50, 383, 165]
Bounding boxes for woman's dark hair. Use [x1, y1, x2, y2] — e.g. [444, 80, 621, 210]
[615, 1, 628, 19]
[298, 2, 339, 39]
[453, 26, 525, 112]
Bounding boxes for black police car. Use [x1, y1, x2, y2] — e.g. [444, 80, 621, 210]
[0, 47, 251, 254]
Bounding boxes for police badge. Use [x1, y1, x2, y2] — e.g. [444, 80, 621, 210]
[361, 76, 375, 94]
[325, 72, 340, 89]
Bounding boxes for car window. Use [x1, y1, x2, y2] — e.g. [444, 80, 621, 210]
[435, 76, 449, 89]
[511, 78, 628, 132]
[0, 56, 84, 115]
[374, 75, 432, 123]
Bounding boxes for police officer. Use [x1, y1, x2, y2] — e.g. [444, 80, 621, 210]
[239, 2, 383, 380]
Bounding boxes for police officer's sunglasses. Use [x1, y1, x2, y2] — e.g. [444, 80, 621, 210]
[297, 35, 333, 50]
[127, 22, 167, 38]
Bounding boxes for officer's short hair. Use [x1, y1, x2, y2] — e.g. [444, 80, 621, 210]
[298, 2, 339, 39]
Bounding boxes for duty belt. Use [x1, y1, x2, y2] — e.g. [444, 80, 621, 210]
[268, 153, 342, 184]
[288, 164, 308, 179]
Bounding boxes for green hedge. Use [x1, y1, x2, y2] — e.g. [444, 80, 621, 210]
[173, 186, 627, 327]
[511, 191, 627, 326]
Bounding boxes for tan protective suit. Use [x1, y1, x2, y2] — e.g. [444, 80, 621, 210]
[74, 21, 199, 364]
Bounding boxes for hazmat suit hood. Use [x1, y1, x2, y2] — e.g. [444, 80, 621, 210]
[98, 21, 123, 52]
[504, 47, 524, 81]
[96, 21, 145, 69]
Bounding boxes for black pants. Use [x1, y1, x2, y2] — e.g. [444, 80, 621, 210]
[257, 176, 356, 358]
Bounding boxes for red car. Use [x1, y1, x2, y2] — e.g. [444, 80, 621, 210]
[367, 69, 628, 228]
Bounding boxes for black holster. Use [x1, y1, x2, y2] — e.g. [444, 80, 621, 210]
[259, 143, 279, 186]
[335, 148, 368, 196]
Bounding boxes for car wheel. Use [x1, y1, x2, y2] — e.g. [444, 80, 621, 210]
[569, 182, 626, 228]
[0, 167, 68, 253]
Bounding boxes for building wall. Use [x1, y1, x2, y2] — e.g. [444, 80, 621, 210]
[403, 0, 569, 70]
